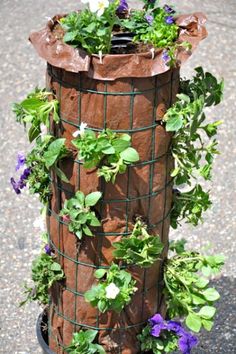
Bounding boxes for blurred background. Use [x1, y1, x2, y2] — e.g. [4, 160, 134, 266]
[0, 0, 235, 353]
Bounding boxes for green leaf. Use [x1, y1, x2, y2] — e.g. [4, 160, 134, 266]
[120, 147, 139, 163]
[63, 31, 77, 43]
[176, 93, 191, 103]
[101, 146, 116, 154]
[21, 98, 44, 110]
[85, 191, 102, 207]
[192, 294, 206, 305]
[85, 329, 98, 342]
[202, 266, 212, 277]
[195, 277, 209, 289]
[54, 166, 70, 183]
[50, 262, 62, 271]
[84, 289, 96, 302]
[185, 313, 202, 332]
[202, 288, 220, 301]
[75, 191, 85, 205]
[82, 225, 93, 236]
[98, 299, 108, 313]
[198, 306, 216, 319]
[90, 215, 101, 227]
[165, 115, 183, 132]
[94, 269, 106, 279]
[75, 230, 82, 239]
[44, 138, 66, 168]
[202, 319, 214, 331]
[28, 124, 41, 143]
[112, 139, 130, 153]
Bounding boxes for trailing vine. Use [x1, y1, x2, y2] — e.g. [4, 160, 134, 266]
[164, 67, 224, 228]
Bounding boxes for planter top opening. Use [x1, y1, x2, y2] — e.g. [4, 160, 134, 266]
[29, 4, 207, 80]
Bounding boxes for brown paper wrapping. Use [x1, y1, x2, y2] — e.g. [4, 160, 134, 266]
[29, 12, 207, 354]
[30, 12, 207, 80]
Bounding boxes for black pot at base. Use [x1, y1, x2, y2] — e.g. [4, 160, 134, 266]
[36, 312, 152, 354]
[36, 312, 55, 354]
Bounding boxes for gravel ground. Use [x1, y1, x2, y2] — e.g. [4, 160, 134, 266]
[0, 0, 235, 353]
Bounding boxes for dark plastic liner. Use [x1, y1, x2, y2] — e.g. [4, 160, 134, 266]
[36, 312, 55, 354]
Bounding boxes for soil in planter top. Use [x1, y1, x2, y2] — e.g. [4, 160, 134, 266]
[52, 22, 155, 55]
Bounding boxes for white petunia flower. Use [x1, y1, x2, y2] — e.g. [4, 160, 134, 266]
[89, 0, 110, 17]
[72, 122, 88, 138]
[105, 283, 120, 299]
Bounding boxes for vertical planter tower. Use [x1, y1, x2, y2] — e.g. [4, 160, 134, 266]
[46, 64, 178, 354]
[28, 11, 208, 354]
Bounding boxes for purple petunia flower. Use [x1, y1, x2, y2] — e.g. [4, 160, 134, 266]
[149, 313, 164, 326]
[149, 314, 166, 336]
[117, 0, 128, 12]
[165, 16, 175, 25]
[178, 334, 198, 354]
[45, 244, 52, 255]
[148, 313, 198, 354]
[21, 167, 31, 180]
[163, 4, 175, 14]
[151, 323, 166, 337]
[162, 50, 170, 63]
[10, 167, 31, 194]
[166, 320, 183, 334]
[145, 14, 154, 25]
[15, 153, 26, 171]
[10, 177, 21, 194]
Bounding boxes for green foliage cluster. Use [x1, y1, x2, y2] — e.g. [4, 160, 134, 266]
[60, 1, 182, 56]
[21, 252, 64, 306]
[163, 67, 224, 227]
[171, 185, 212, 229]
[72, 128, 139, 183]
[12, 88, 59, 142]
[60, 1, 119, 54]
[164, 241, 225, 333]
[65, 330, 105, 354]
[84, 263, 137, 313]
[26, 135, 68, 204]
[113, 219, 163, 267]
[137, 325, 178, 353]
[60, 191, 102, 239]
[122, 8, 178, 49]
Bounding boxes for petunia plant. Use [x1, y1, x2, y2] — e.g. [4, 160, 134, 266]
[163, 241, 225, 333]
[10, 135, 69, 204]
[84, 263, 137, 313]
[121, 3, 179, 49]
[60, 191, 102, 239]
[72, 126, 139, 183]
[65, 330, 105, 354]
[164, 67, 224, 228]
[20, 249, 64, 306]
[12, 87, 59, 143]
[60, 0, 120, 55]
[138, 313, 198, 354]
[113, 219, 164, 267]
[58, 0, 191, 63]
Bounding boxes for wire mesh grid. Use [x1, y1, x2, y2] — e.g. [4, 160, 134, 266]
[46, 64, 176, 353]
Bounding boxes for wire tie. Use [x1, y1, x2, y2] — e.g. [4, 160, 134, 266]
[99, 51, 103, 64]
[150, 48, 155, 60]
[45, 16, 54, 25]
